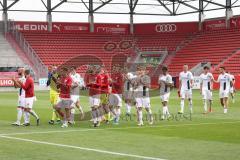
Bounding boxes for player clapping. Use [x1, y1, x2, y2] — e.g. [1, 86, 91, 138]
[109, 65, 124, 125]
[12, 67, 26, 126]
[133, 66, 153, 126]
[70, 66, 84, 124]
[12, 70, 40, 126]
[54, 67, 73, 128]
[158, 66, 173, 120]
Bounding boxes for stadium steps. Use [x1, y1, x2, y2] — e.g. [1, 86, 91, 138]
[0, 33, 26, 67]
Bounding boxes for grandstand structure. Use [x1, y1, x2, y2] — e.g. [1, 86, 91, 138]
[0, 0, 240, 81]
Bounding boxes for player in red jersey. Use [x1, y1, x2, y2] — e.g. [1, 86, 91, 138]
[98, 66, 111, 124]
[85, 65, 101, 127]
[109, 65, 124, 125]
[55, 67, 73, 128]
[12, 69, 40, 126]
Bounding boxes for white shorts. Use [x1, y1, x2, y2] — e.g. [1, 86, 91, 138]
[25, 97, 35, 109]
[160, 93, 170, 102]
[18, 96, 25, 107]
[89, 94, 100, 107]
[202, 89, 212, 100]
[56, 98, 73, 109]
[124, 90, 134, 100]
[230, 87, 234, 94]
[71, 95, 80, 104]
[219, 90, 229, 98]
[135, 97, 150, 108]
[109, 94, 122, 107]
[180, 90, 192, 99]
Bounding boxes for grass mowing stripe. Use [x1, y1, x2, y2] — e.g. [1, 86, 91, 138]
[0, 135, 166, 160]
[1, 120, 240, 136]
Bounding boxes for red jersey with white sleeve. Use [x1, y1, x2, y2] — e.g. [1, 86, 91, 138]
[85, 73, 101, 96]
[59, 76, 73, 99]
[111, 73, 123, 94]
[20, 76, 34, 98]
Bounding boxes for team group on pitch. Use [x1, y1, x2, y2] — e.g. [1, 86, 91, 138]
[11, 64, 235, 128]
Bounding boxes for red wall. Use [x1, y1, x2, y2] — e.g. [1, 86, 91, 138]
[14, 21, 198, 34]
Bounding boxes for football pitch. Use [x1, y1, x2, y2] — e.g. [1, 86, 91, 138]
[0, 90, 240, 160]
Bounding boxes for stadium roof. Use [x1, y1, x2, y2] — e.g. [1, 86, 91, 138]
[1, 0, 240, 16]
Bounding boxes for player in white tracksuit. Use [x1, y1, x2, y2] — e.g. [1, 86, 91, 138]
[123, 71, 136, 116]
[70, 66, 84, 123]
[199, 66, 214, 113]
[228, 73, 235, 103]
[12, 67, 27, 126]
[214, 67, 232, 114]
[178, 65, 194, 114]
[133, 66, 153, 126]
[158, 66, 173, 119]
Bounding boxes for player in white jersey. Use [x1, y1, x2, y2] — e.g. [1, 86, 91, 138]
[200, 66, 214, 113]
[158, 66, 173, 120]
[123, 69, 136, 116]
[228, 72, 235, 103]
[214, 67, 232, 113]
[178, 65, 194, 114]
[133, 66, 153, 126]
[12, 67, 28, 126]
[69, 66, 84, 124]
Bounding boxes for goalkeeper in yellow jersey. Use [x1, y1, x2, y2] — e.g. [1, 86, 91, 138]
[47, 65, 61, 125]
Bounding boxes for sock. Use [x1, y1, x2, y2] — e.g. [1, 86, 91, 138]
[105, 112, 110, 121]
[51, 110, 56, 121]
[126, 103, 131, 114]
[138, 110, 143, 123]
[180, 99, 184, 113]
[116, 108, 121, 122]
[91, 110, 97, 124]
[203, 100, 207, 112]
[163, 106, 167, 116]
[166, 106, 170, 115]
[148, 109, 153, 122]
[189, 99, 193, 112]
[70, 108, 75, 122]
[29, 110, 39, 119]
[17, 108, 23, 123]
[23, 111, 30, 123]
[96, 108, 102, 122]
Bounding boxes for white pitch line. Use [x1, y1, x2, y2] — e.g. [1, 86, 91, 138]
[0, 135, 166, 160]
[0, 121, 240, 136]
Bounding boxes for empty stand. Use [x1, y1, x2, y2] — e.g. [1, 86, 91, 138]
[169, 28, 240, 76]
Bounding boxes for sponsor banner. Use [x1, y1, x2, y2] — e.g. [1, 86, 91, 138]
[203, 16, 240, 31]
[0, 72, 18, 78]
[39, 78, 48, 86]
[95, 23, 129, 34]
[203, 18, 226, 31]
[0, 78, 14, 87]
[14, 21, 89, 33]
[230, 16, 240, 28]
[134, 22, 198, 34]
[14, 22, 129, 34]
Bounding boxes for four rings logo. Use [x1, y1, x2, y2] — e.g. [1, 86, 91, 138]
[155, 24, 177, 33]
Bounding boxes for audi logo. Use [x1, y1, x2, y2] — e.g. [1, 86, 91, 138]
[155, 24, 177, 33]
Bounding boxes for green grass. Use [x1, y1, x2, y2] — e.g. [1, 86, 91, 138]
[0, 90, 240, 160]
